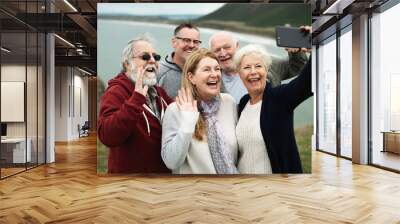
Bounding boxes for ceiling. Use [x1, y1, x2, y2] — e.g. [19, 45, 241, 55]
[0, 0, 171, 74]
[0, 0, 100, 74]
[310, 0, 390, 43]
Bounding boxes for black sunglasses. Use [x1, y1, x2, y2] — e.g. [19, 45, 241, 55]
[134, 53, 161, 61]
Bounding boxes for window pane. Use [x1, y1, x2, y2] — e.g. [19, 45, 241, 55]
[371, 3, 400, 171]
[1, 31, 27, 177]
[38, 32, 45, 165]
[27, 31, 38, 169]
[318, 37, 337, 154]
[340, 29, 352, 158]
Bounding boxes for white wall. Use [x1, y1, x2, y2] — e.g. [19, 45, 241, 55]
[55, 67, 69, 141]
[1, 65, 26, 130]
[1, 65, 39, 138]
[54, 67, 89, 141]
[1, 63, 46, 164]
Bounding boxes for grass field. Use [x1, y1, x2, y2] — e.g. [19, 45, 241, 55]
[97, 125, 312, 174]
[97, 139, 108, 174]
[295, 125, 312, 173]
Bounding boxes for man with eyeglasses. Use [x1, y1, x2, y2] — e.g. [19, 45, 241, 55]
[209, 30, 309, 103]
[158, 23, 202, 98]
[98, 35, 173, 173]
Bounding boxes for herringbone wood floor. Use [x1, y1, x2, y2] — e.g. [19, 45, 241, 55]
[1, 135, 400, 223]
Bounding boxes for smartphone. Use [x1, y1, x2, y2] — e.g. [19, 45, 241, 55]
[275, 26, 311, 49]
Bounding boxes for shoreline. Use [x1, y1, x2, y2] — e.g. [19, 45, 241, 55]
[100, 18, 276, 39]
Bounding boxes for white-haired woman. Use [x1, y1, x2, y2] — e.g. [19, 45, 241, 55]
[234, 44, 311, 174]
[161, 48, 238, 174]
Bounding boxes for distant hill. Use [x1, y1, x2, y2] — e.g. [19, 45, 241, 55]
[98, 14, 166, 22]
[197, 3, 311, 27]
[195, 3, 311, 36]
[97, 4, 311, 37]
[98, 14, 202, 21]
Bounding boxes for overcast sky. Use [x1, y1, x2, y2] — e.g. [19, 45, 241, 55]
[98, 3, 225, 16]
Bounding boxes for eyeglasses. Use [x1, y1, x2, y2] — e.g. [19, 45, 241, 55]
[175, 36, 202, 46]
[133, 53, 161, 61]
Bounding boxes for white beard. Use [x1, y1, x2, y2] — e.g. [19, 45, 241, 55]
[222, 63, 236, 74]
[143, 74, 157, 86]
[129, 62, 158, 87]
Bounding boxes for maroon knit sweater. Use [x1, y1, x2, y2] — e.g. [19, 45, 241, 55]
[98, 73, 173, 173]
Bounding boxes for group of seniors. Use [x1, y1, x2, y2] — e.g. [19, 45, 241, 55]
[98, 23, 311, 174]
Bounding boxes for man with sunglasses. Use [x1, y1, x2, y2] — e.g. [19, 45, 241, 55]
[158, 23, 202, 98]
[98, 35, 173, 173]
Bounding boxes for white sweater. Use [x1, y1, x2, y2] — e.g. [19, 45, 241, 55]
[161, 93, 238, 174]
[236, 101, 272, 174]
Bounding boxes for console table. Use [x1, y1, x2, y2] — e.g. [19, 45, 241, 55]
[381, 131, 400, 154]
[1, 138, 32, 164]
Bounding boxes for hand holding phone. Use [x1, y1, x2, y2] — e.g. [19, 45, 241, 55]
[275, 26, 311, 49]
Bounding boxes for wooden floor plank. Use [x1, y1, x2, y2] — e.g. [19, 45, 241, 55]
[0, 134, 399, 223]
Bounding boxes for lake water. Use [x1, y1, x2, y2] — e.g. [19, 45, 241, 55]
[98, 19, 287, 82]
[97, 19, 313, 127]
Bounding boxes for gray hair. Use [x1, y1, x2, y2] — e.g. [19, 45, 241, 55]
[233, 44, 272, 74]
[208, 31, 238, 49]
[120, 33, 156, 73]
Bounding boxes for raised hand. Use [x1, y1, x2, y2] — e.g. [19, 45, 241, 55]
[285, 25, 312, 53]
[300, 25, 312, 34]
[134, 66, 148, 97]
[176, 87, 198, 112]
[299, 25, 312, 53]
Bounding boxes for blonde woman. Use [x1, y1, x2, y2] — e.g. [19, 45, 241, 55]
[161, 49, 238, 174]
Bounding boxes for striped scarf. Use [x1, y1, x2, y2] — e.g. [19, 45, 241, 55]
[200, 96, 238, 174]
